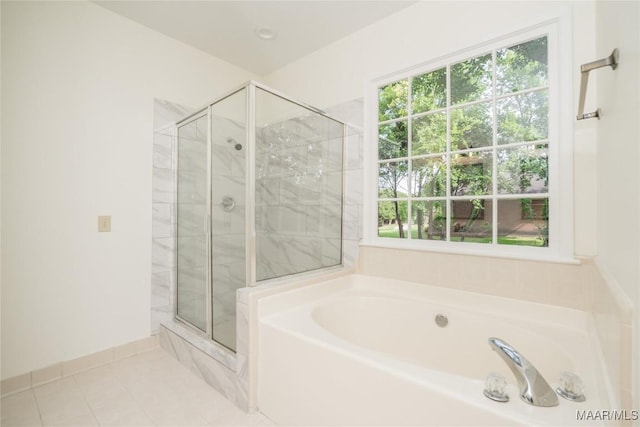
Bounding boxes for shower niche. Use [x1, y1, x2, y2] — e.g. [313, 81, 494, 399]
[175, 81, 345, 351]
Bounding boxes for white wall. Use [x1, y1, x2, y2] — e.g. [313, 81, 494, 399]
[264, 0, 599, 258]
[1, 1, 255, 379]
[594, 0, 640, 410]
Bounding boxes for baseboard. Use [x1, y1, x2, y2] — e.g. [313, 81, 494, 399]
[1, 335, 158, 397]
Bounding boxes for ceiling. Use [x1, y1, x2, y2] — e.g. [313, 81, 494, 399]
[94, 1, 416, 75]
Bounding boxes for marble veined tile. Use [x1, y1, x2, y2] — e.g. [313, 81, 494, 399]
[324, 97, 364, 128]
[152, 237, 176, 272]
[211, 175, 245, 210]
[323, 171, 344, 206]
[176, 203, 206, 237]
[177, 116, 205, 142]
[212, 204, 246, 237]
[211, 143, 233, 177]
[177, 170, 207, 205]
[345, 131, 364, 172]
[153, 132, 173, 169]
[177, 139, 207, 175]
[177, 235, 208, 269]
[322, 238, 342, 266]
[256, 235, 280, 266]
[152, 168, 176, 204]
[343, 203, 361, 241]
[255, 178, 280, 207]
[161, 324, 228, 370]
[151, 270, 172, 309]
[279, 237, 324, 270]
[153, 203, 173, 239]
[345, 169, 364, 206]
[212, 234, 245, 266]
[191, 347, 238, 406]
[159, 327, 193, 370]
[325, 137, 344, 173]
[153, 98, 193, 131]
[343, 239, 360, 268]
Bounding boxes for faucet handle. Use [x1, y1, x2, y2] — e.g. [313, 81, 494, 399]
[557, 371, 586, 402]
[483, 373, 509, 402]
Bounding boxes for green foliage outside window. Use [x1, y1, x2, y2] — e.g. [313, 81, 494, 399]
[377, 36, 550, 247]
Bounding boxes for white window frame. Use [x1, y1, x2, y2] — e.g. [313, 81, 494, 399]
[363, 20, 575, 263]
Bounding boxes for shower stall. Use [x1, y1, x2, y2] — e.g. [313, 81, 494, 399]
[174, 81, 345, 351]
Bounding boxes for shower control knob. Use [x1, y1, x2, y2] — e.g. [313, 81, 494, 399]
[220, 196, 236, 212]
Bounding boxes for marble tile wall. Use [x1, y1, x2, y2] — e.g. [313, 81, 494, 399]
[152, 99, 194, 334]
[176, 114, 209, 331]
[159, 322, 249, 411]
[254, 98, 364, 280]
[326, 99, 364, 270]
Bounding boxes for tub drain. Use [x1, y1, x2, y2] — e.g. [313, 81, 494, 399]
[435, 314, 448, 327]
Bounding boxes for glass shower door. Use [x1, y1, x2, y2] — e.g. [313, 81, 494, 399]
[174, 82, 344, 353]
[176, 113, 210, 333]
[209, 88, 247, 351]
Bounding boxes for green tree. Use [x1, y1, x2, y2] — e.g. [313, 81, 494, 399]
[378, 161, 408, 237]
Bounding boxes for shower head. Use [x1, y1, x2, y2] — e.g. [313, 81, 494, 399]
[226, 137, 243, 151]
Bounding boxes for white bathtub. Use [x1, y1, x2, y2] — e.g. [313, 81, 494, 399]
[258, 274, 611, 426]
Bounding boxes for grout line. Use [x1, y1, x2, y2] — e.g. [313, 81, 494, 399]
[30, 388, 45, 427]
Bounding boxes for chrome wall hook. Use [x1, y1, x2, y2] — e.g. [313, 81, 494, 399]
[577, 48, 619, 120]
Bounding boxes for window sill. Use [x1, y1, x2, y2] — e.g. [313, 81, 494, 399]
[360, 238, 580, 265]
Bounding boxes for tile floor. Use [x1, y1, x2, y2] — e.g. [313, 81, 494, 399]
[1, 347, 275, 427]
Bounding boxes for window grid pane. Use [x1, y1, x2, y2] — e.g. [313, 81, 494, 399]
[376, 36, 548, 246]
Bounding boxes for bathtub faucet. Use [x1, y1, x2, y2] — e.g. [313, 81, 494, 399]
[488, 337, 559, 407]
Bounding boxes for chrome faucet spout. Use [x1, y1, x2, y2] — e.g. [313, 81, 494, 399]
[488, 337, 559, 407]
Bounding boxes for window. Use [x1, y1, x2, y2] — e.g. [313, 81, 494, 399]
[373, 31, 559, 253]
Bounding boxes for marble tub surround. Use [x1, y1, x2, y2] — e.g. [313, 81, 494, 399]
[358, 245, 593, 311]
[358, 245, 635, 416]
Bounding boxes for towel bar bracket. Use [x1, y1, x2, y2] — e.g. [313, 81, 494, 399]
[576, 48, 618, 121]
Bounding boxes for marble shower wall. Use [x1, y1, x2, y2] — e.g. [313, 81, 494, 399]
[151, 95, 364, 412]
[254, 95, 355, 281]
[152, 99, 194, 334]
[152, 96, 364, 335]
[176, 114, 209, 331]
[325, 99, 364, 269]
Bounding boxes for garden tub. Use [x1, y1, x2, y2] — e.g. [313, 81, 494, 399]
[258, 274, 610, 426]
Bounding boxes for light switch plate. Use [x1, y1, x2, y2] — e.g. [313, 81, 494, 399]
[98, 215, 111, 232]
